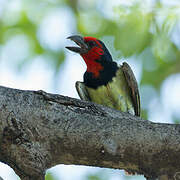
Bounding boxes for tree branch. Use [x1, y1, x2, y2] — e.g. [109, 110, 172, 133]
[0, 86, 179, 180]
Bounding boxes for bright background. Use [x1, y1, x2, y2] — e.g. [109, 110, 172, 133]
[0, 0, 180, 179]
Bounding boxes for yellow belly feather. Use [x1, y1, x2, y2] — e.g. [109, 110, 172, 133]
[86, 68, 135, 115]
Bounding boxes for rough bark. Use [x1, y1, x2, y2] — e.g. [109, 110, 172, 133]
[0, 85, 179, 180]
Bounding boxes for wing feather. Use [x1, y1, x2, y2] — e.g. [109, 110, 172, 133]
[75, 81, 91, 101]
[121, 62, 141, 116]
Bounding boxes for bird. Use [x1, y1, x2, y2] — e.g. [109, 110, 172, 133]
[66, 35, 140, 116]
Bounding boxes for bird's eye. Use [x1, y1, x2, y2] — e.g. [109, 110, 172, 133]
[87, 41, 97, 47]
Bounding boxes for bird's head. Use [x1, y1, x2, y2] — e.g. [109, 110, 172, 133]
[66, 35, 113, 78]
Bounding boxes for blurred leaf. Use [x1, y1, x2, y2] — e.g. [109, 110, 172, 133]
[85, 170, 110, 180]
[172, 113, 180, 124]
[113, 6, 152, 56]
[45, 172, 56, 180]
[141, 109, 148, 120]
[152, 33, 177, 62]
[16, 11, 44, 54]
[1, 0, 180, 179]
[173, 119, 180, 124]
[87, 175, 102, 180]
[141, 54, 180, 90]
[46, 50, 65, 73]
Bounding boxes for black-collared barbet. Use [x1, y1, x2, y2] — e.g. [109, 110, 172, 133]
[66, 35, 140, 116]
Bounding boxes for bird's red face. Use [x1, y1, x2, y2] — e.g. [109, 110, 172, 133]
[66, 35, 108, 78]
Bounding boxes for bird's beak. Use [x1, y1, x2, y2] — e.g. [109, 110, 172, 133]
[66, 35, 89, 54]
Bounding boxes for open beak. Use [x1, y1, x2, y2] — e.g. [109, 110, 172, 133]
[66, 35, 89, 54]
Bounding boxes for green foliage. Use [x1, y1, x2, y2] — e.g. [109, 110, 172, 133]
[45, 172, 57, 180]
[85, 170, 110, 180]
[0, 0, 179, 121]
[75, 1, 180, 121]
[1, 1, 180, 179]
[87, 175, 102, 180]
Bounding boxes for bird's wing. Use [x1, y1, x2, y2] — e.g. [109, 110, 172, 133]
[75, 81, 91, 101]
[121, 62, 141, 116]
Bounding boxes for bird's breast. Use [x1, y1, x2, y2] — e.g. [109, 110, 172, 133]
[86, 68, 135, 115]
